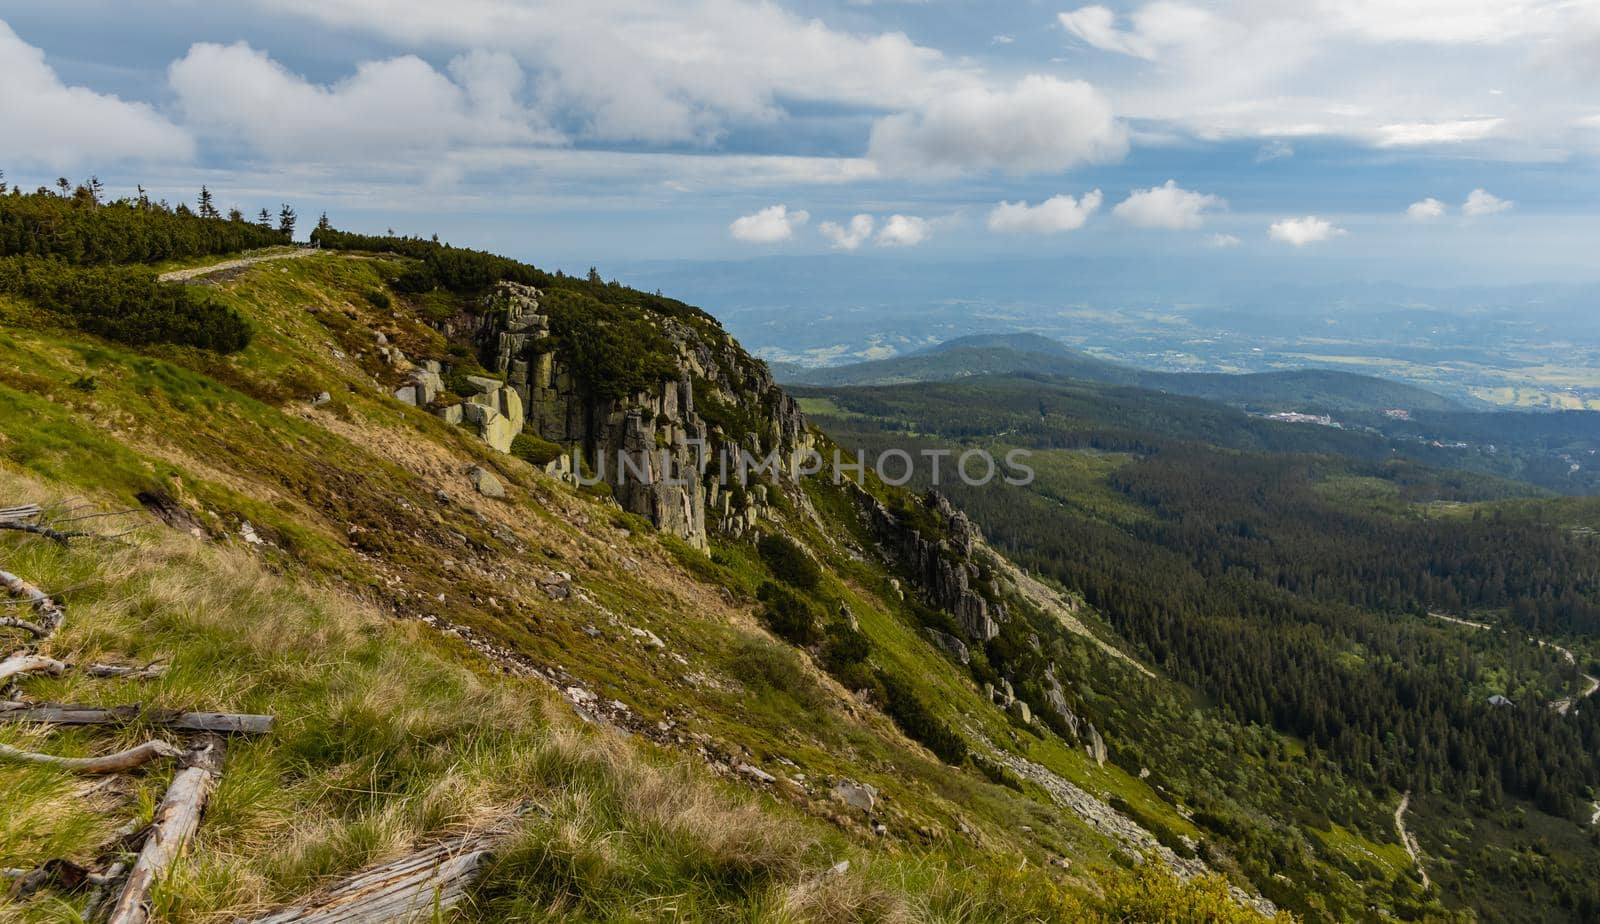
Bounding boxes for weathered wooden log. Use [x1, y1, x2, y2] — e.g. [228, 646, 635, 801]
[0, 568, 65, 635]
[0, 504, 42, 523]
[0, 739, 183, 774]
[0, 702, 274, 735]
[86, 662, 169, 680]
[0, 653, 68, 685]
[0, 616, 49, 637]
[105, 737, 226, 924]
[242, 830, 502, 923]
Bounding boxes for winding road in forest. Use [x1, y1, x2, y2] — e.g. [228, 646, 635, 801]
[1426, 612, 1599, 714]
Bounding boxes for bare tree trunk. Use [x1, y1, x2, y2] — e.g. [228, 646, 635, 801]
[0, 739, 182, 774]
[243, 829, 503, 923]
[0, 702, 274, 735]
[0, 653, 68, 685]
[86, 662, 168, 680]
[105, 738, 226, 924]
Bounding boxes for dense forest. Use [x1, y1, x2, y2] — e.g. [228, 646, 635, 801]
[802, 377, 1600, 829]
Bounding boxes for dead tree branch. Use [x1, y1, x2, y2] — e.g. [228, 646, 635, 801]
[0, 568, 65, 637]
[0, 739, 183, 774]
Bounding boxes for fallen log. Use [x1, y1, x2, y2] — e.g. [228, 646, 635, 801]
[86, 662, 169, 680]
[0, 616, 48, 638]
[0, 521, 87, 545]
[105, 737, 226, 924]
[0, 739, 183, 774]
[0, 568, 65, 636]
[0, 702, 274, 735]
[0, 653, 68, 685]
[242, 830, 501, 923]
[0, 504, 42, 523]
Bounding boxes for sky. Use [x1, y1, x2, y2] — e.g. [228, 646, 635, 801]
[2, 0, 1599, 286]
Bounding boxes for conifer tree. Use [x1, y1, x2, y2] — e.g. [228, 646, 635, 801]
[278, 204, 297, 239]
[257, 207, 272, 230]
[198, 185, 218, 219]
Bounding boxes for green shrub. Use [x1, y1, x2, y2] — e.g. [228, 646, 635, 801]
[0, 256, 252, 353]
[756, 581, 820, 646]
[511, 432, 564, 466]
[878, 670, 967, 765]
[361, 289, 391, 310]
[757, 533, 821, 590]
[821, 619, 870, 672]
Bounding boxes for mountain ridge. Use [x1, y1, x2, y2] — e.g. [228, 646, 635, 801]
[775, 332, 1473, 415]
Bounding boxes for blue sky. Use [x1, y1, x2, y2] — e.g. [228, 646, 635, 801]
[3, 0, 1599, 286]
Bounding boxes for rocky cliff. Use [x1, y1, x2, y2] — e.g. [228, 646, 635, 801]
[465, 282, 813, 548]
[854, 485, 1005, 642]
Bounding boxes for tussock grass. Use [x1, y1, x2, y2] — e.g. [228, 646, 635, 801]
[0, 471, 1289, 923]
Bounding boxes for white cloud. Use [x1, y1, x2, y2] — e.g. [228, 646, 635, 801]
[819, 214, 875, 250]
[875, 214, 932, 247]
[0, 19, 193, 169]
[1268, 215, 1346, 246]
[1058, 3, 1221, 59]
[1375, 118, 1503, 147]
[1406, 197, 1447, 220]
[729, 204, 809, 242]
[168, 42, 552, 161]
[1111, 179, 1225, 229]
[1208, 233, 1242, 247]
[1059, 5, 1156, 58]
[1462, 188, 1514, 216]
[1051, 1, 1600, 156]
[243, 0, 975, 146]
[867, 75, 1127, 175]
[987, 191, 1102, 233]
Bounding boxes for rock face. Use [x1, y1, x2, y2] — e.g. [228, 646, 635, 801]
[1085, 723, 1108, 767]
[472, 282, 812, 549]
[924, 628, 971, 665]
[394, 361, 444, 406]
[855, 486, 1005, 642]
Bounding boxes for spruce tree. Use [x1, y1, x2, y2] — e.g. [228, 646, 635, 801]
[278, 204, 297, 239]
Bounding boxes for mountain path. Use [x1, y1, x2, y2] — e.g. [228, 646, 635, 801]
[1394, 792, 1431, 890]
[157, 248, 315, 282]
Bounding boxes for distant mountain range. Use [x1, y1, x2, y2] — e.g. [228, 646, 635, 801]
[773, 333, 1472, 415]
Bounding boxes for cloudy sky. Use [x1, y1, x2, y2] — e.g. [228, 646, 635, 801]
[3, 0, 1598, 282]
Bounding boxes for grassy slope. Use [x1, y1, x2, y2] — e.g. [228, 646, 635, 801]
[0, 253, 1283, 922]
